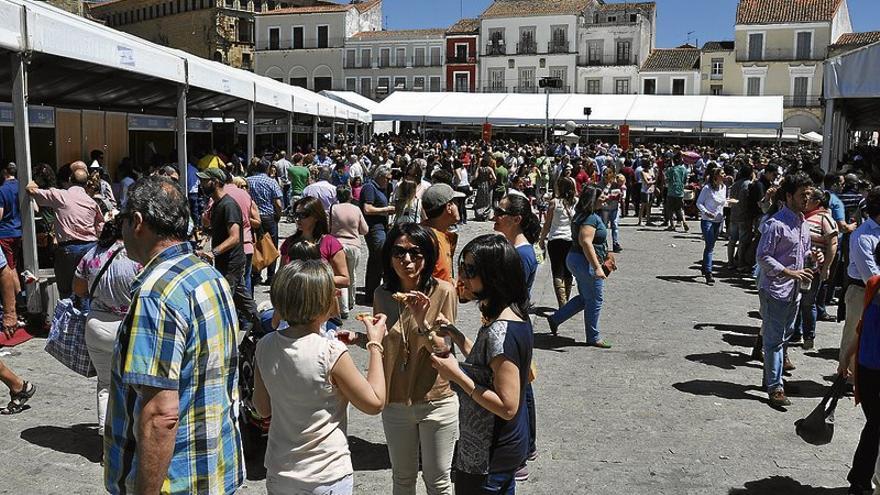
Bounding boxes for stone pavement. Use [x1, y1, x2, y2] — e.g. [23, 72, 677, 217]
[0, 214, 863, 494]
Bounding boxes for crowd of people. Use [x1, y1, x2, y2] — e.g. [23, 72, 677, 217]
[3, 133, 880, 495]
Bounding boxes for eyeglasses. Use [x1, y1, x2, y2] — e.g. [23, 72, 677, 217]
[391, 246, 424, 261]
[493, 207, 511, 217]
[292, 212, 307, 221]
[459, 261, 479, 279]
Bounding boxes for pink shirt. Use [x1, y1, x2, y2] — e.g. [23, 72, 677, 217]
[329, 203, 368, 249]
[31, 185, 104, 243]
[224, 184, 254, 255]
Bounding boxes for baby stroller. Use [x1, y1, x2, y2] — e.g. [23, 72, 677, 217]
[238, 309, 275, 461]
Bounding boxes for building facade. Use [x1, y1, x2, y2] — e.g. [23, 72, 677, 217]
[638, 45, 700, 95]
[699, 41, 736, 96]
[344, 28, 446, 100]
[577, 1, 656, 94]
[445, 18, 480, 93]
[254, 0, 381, 91]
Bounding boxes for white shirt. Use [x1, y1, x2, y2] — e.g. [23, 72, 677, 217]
[348, 161, 364, 179]
[696, 184, 727, 222]
[847, 217, 880, 282]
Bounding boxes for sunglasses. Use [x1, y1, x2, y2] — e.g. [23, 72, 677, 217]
[459, 261, 479, 279]
[292, 212, 308, 221]
[493, 207, 511, 217]
[391, 246, 424, 261]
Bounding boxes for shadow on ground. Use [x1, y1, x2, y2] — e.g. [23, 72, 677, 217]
[673, 379, 766, 403]
[349, 436, 391, 471]
[694, 323, 761, 335]
[805, 348, 840, 361]
[656, 275, 703, 284]
[685, 351, 761, 371]
[20, 423, 102, 463]
[533, 333, 590, 352]
[728, 475, 848, 494]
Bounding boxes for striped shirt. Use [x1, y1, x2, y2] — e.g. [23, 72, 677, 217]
[804, 208, 838, 250]
[104, 242, 243, 495]
[247, 173, 283, 217]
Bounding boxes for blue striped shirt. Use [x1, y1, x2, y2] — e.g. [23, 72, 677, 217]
[247, 173, 283, 217]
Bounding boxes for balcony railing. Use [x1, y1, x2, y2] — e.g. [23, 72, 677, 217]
[577, 54, 634, 67]
[738, 47, 822, 63]
[485, 42, 506, 56]
[447, 55, 476, 64]
[547, 40, 571, 54]
[517, 41, 537, 55]
[784, 95, 822, 108]
[483, 85, 509, 93]
[256, 37, 344, 50]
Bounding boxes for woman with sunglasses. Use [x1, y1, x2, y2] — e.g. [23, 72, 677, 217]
[547, 184, 612, 348]
[372, 223, 460, 495]
[493, 194, 542, 296]
[281, 196, 349, 289]
[431, 234, 534, 494]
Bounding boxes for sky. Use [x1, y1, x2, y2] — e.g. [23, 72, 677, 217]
[381, 0, 880, 48]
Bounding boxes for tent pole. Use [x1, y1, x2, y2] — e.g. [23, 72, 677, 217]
[247, 102, 255, 160]
[821, 98, 834, 172]
[286, 112, 293, 154]
[176, 84, 188, 193]
[11, 51, 40, 313]
[331, 120, 336, 144]
[544, 87, 550, 148]
[312, 116, 319, 151]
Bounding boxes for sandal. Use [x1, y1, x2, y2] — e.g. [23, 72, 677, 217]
[588, 340, 612, 349]
[2, 381, 35, 415]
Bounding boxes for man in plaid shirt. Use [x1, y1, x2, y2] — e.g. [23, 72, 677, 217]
[104, 176, 243, 494]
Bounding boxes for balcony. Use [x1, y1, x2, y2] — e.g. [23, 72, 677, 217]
[485, 42, 506, 56]
[577, 54, 634, 67]
[447, 55, 476, 64]
[737, 48, 821, 63]
[513, 85, 538, 93]
[784, 95, 822, 108]
[482, 85, 509, 93]
[710, 72, 723, 80]
[255, 37, 344, 51]
[517, 41, 537, 55]
[548, 40, 571, 54]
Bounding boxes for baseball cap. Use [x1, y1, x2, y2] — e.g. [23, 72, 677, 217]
[422, 183, 465, 212]
[196, 168, 226, 182]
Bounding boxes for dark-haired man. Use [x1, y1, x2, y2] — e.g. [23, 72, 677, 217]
[421, 183, 464, 284]
[106, 176, 243, 494]
[756, 173, 815, 408]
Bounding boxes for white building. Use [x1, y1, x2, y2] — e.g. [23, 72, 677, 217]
[638, 45, 701, 95]
[344, 28, 447, 100]
[577, 1, 656, 94]
[478, 0, 589, 93]
[254, 0, 382, 91]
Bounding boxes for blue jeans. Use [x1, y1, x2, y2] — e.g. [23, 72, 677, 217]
[364, 225, 386, 304]
[602, 208, 620, 247]
[759, 290, 800, 392]
[525, 384, 536, 456]
[244, 253, 253, 296]
[700, 220, 722, 274]
[454, 471, 516, 495]
[551, 252, 604, 344]
[55, 241, 97, 299]
[794, 277, 821, 340]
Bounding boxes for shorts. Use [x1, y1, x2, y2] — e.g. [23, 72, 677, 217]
[640, 191, 653, 204]
[0, 237, 22, 271]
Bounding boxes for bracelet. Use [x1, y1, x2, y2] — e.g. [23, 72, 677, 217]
[469, 384, 479, 399]
[366, 341, 384, 355]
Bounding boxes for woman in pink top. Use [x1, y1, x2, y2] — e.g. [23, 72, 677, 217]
[281, 196, 350, 290]
[330, 186, 368, 319]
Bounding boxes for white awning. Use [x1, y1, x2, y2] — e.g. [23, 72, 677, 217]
[552, 94, 638, 126]
[0, 0, 22, 52]
[625, 95, 707, 128]
[253, 76, 293, 113]
[432, 92, 508, 124]
[701, 95, 784, 129]
[826, 41, 880, 100]
[321, 91, 379, 113]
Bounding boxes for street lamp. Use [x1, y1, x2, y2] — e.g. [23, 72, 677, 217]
[584, 106, 592, 145]
[539, 76, 563, 147]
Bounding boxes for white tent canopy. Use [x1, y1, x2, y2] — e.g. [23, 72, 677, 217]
[372, 92, 783, 130]
[321, 90, 379, 113]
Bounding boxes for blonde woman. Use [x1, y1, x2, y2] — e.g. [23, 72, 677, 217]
[253, 260, 387, 495]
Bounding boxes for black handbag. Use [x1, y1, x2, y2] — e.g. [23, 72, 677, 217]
[794, 374, 847, 445]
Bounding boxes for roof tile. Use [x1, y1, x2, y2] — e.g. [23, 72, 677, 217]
[447, 18, 480, 35]
[596, 2, 655, 12]
[641, 47, 701, 72]
[701, 40, 735, 51]
[828, 31, 880, 50]
[258, 0, 380, 16]
[349, 28, 446, 41]
[480, 0, 592, 18]
[735, 0, 843, 25]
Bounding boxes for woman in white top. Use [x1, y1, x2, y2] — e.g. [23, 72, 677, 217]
[253, 260, 387, 495]
[330, 186, 369, 318]
[392, 179, 423, 225]
[453, 159, 471, 224]
[696, 167, 729, 286]
[638, 163, 656, 226]
[539, 176, 578, 308]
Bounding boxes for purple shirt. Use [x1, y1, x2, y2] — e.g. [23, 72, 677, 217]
[757, 206, 812, 301]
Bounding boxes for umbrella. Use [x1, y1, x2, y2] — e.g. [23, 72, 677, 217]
[682, 151, 701, 164]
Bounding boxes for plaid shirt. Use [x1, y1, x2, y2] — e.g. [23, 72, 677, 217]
[246, 173, 283, 217]
[104, 242, 243, 495]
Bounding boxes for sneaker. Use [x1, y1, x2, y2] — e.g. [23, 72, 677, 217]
[588, 340, 612, 349]
[612, 244, 623, 253]
[768, 389, 791, 407]
[789, 333, 802, 344]
[515, 465, 529, 482]
[666, 225, 675, 232]
[705, 273, 715, 286]
[817, 314, 837, 323]
[802, 339, 814, 351]
[683, 222, 690, 232]
[528, 450, 538, 462]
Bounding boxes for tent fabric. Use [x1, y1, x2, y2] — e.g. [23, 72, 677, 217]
[0, 1, 22, 51]
[372, 92, 783, 130]
[825, 41, 880, 100]
[321, 91, 379, 113]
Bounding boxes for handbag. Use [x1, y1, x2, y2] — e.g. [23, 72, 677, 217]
[252, 231, 280, 271]
[602, 252, 618, 277]
[794, 374, 846, 445]
[45, 248, 121, 377]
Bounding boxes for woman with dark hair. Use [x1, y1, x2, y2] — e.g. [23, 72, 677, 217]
[494, 194, 541, 296]
[430, 234, 533, 494]
[546, 185, 612, 348]
[281, 196, 349, 289]
[472, 157, 497, 221]
[372, 223, 460, 495]
[453, 160, 471, 225]
[539, 176, 577, 308]
[696, 167, 729, 286]
[72, 217, 141, 438]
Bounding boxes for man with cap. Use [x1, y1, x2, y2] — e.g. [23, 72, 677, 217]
[246, 158, 283, 285]
[197, 167, 257, 335]
[421, 183, 464, 284]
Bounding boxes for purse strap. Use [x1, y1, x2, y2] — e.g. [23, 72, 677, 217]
[88, 247, 123, 299]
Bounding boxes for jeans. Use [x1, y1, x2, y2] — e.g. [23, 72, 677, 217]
[848, 365, 880, 489]
[700, 220, 722, 274]
[266, 473, 353, 495]
[244, 253, 253, 296]
[382, 395, 459, 495]
[84, 309, 123, 436]
[665, 196, 684, 224]
[339, 244, 361, 314]
[55, 241, 96, 299]
[224, 263, 257, 335]
[256, 215, 279, 282]
[759, 290, 800, 392]
[525, 384, 536, 456]
[364, 225, 387, 304]
[602, 208, 620, 247]
[281, 183, 291, 212]
[794, 277, 821, 341]
[727, 221, 752, 268]
[453, 471, 515, 495]
[551, 252, 604, 344]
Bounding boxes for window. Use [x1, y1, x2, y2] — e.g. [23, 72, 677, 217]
[629, 13, 637, 22]
[292, 26, 303, 49]
[346, 78, 357, 91]
[549, 67, 567, 89]
[710, 84, 723, 95]
[377, 76, 390, 95]
[430, 46, 442, 66]
[748, 33, 763, 61]
[607, 15, 616, 22]
[313, 76, 332, 92]
[455, 44, 468, 61]
[429, 76, 442, 92]
[616, 40, 631, 65]
[238, 19, 252, 43]
[614, 78, 630, 94]
[711, 58, 723, 79]
[793, 76, 809, 106]
[162, 4, 167, 15]
[518, 26, 536, 54]
[587, 41, 602, 64]
[672, 78, 685, 95]
[550, 26, 568, 53]
[489, 68, 505, 91]
[746, 76, 761, 96]
[396, 47, 406, 67]
[643, 78, 656, 94]
[413, 76, 425, 91]
[414, 47, 426, 66]
[290, 77, 307, 88]
[268, 27, 279, 50]
[518, 67, 535, 91]
[488, 28, 505, 55]
[454, 73, 469, 92]
[361, 48, 372, 68]
[380, 48, 391, 67]
[393, 76, 406, 91]
[316, 25, 328, 48]
[361, 78, 372, 97]
[345, 49, 357, 68]
[586, 79, 601, 94]
[796, 31, 812, 59]
[241, 53, 251, 68]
